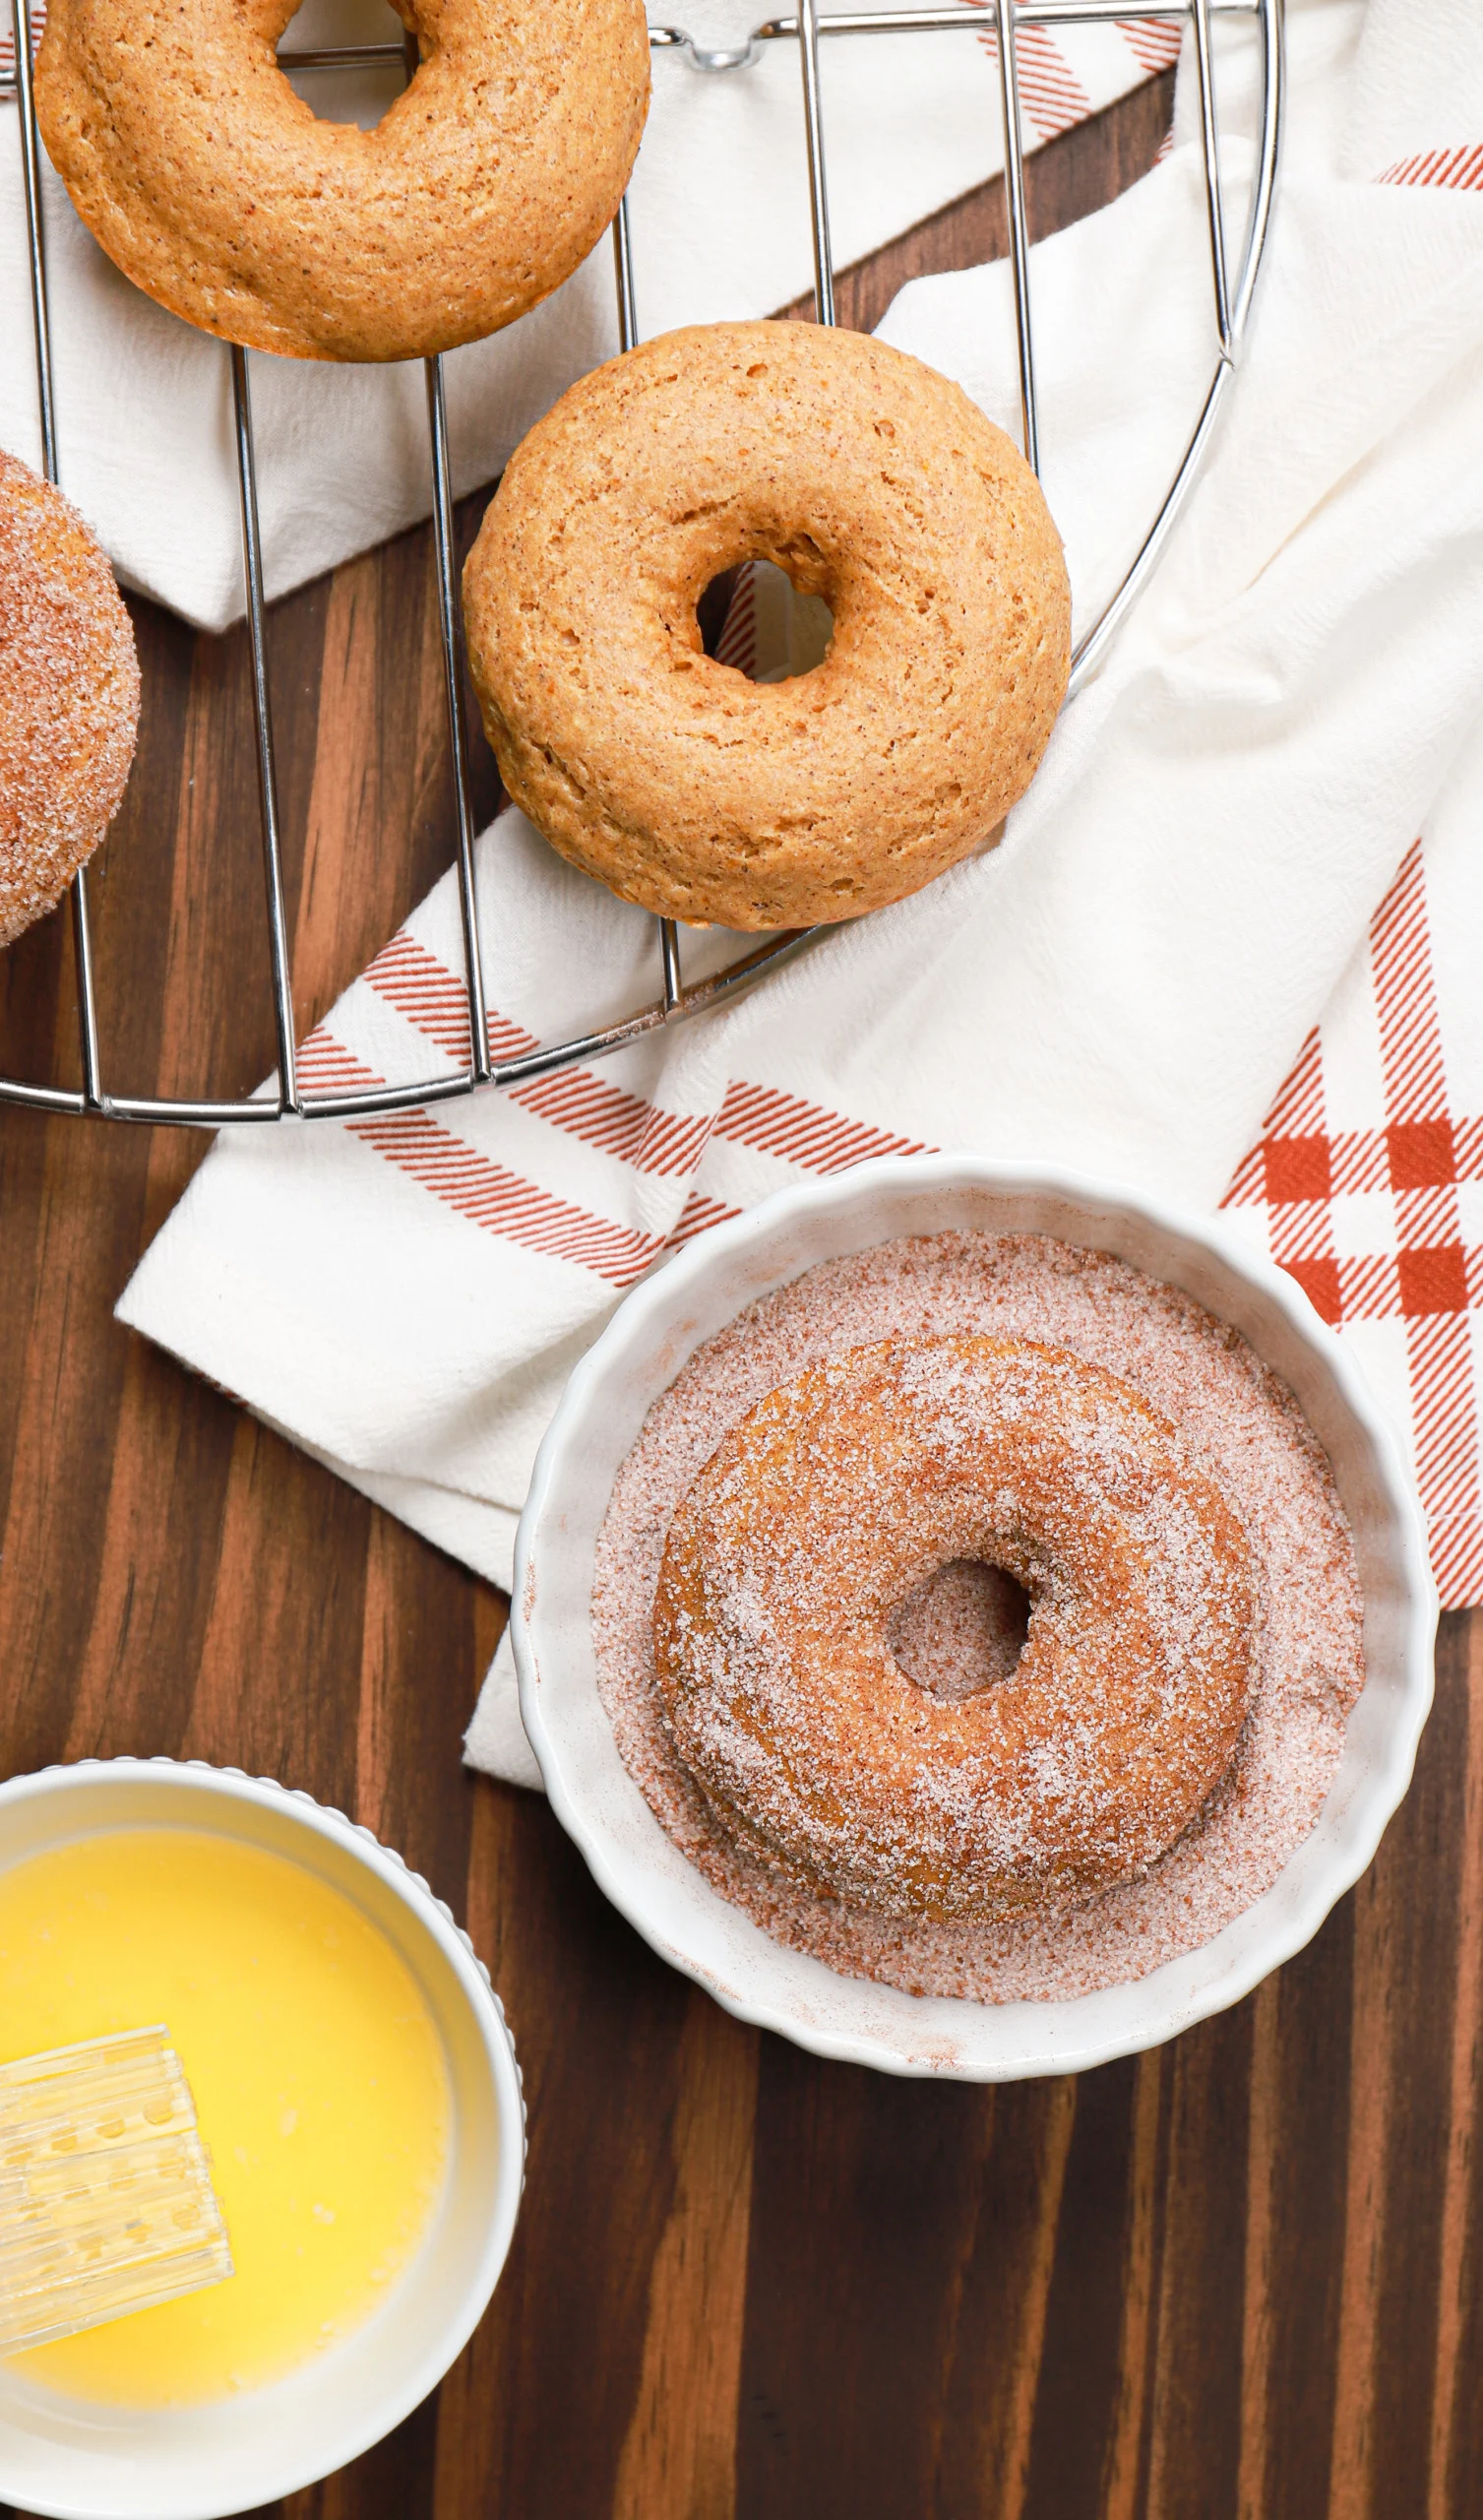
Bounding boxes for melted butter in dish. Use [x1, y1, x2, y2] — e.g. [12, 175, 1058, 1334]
[0, 1829, 451, 2406]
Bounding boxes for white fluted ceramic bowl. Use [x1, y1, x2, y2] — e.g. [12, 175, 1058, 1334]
[0, 1758, 525, 2520]
[515, 1154, 1436, 2082]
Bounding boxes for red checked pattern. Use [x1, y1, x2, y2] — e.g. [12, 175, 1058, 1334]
[1222, 840, 1482, 1608]
[0, 2, 42, 74]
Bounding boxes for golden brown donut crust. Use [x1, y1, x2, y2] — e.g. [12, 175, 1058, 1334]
[34, 0, 650, 362]
[0, 450, 139, 950]
[653, 1336, 1257, 1922]
[463, 321, 1071, 930]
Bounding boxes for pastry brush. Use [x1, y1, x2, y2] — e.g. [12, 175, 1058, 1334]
[0, 2026, 232, 2355]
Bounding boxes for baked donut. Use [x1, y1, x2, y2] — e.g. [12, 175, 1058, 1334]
[652, 1336, 1257, 1922]
[463, 320, 1071, 929]
[0, 451, 139, 949]
[34, 0, 649, 362]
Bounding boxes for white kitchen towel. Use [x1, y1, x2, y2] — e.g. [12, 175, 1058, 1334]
[117, 0, 1483, 1794]
[0, 0, 1163, 632]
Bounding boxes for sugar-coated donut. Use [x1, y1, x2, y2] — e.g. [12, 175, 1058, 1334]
[463, 321, 1071, 930]
[0, 451, 139, 949]
[35, 0, 650, 362]
[652, 1336, 1257, 1922]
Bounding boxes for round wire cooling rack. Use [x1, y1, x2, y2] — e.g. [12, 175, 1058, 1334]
[1, 0, 1281, 1129]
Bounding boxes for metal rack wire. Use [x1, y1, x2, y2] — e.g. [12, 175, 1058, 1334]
[1, 0, 1281, 1126]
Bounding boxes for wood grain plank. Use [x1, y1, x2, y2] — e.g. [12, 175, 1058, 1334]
[177, 1413, 369, 1806]
[1427, 1614, 1483, 2519]
[990, 2078, 1080, 2520]
[738, 2058, 988, 2517]
[288, 498, 500, 1048]
[140, 613, 279, 1104]
[1364, 1616, 1463, 2520]
[1328, 1891, 1398, 2516]
[1434, 1611, 1483, 2515]
[291, 556, 396, 1037]
[1102, 2048, 1164, 2520]
[352, 1504, 483, 1871]
[611, 1994, 760, 2520]
[1141, 2012, 1248, 2520]
[1236, 1977, 1280, 2520]
[0, 1118, 156, 1775]
[735, 2059, 1081, 2520]
[1020, 2061, 1145, 2520]
[1250, 1923, 1354, 2518]
[59, 1331, 238, 1759]
[1318, 1594, 1463, 2520]
[427, 1778, 720, 2520]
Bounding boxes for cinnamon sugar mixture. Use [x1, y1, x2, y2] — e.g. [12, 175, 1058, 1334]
[592, 1232, 1366, 2003]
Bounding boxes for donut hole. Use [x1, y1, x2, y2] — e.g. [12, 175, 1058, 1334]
[887, 1558, 1032, 1702]
[699, 558, 834, 683]
[278, 0, 413, 130]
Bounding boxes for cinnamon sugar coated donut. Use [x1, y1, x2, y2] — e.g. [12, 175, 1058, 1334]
[34, 0, 650, 362]
[0, 450, 139, 949]
[593, 1234, 1368, 2004]
[653, 1336, 1258, 1923]
[463, 322, 1071, 928]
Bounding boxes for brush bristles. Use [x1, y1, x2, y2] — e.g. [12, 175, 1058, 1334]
[0, 2028, 232, 2355]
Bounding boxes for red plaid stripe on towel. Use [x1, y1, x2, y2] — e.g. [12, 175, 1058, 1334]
[1223, 839, 1483, 1609]
[0, 4, 43, 77]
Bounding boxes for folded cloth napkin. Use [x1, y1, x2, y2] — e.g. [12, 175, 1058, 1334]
[118, 0, 1483, 1795]
[0, 0, 1159, 632]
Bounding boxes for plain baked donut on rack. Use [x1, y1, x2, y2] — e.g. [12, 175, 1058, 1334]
[462, 320, 1071, 930]
[653, 1335, 1258, 1923]
[34, 0, 650, 362]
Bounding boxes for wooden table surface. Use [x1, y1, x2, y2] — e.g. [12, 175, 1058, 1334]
[4, 71, 1482, 2520]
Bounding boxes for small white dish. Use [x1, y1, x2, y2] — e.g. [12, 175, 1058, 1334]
[515, 1153, 1437, 2083]
[0, 1757, 525, 2520]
